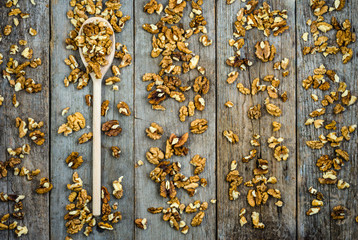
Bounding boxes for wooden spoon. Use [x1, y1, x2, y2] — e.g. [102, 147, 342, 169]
[78, 17, 115, 216]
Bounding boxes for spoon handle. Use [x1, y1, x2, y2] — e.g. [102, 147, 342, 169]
[92, 79, 102, 216]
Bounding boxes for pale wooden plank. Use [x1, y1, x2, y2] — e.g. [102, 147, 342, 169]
[0, 0, 51, 239]
[217, 1, 296, 239]
[50, 0, 135, 239]
[134, 0, 216, 238]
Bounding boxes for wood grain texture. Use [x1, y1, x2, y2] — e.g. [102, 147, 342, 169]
[0, 3, 10, 239]
[50, 0, 134, 239]
[134, 0, 216, 239]
[0, 1, 50, 239]
[0, 1, 357, 239]
[297, 1, 358, 239]
[217, 1, 296, 239]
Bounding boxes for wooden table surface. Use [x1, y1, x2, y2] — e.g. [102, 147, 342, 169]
[0, 0, 357, 239]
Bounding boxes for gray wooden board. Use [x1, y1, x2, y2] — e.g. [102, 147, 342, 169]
[0, 0, 357, 239]
[0, 3, 10, 240]
[297, 1, 358, 239]
[217, 0, 296, 239]
[134, 0, 216, 239]
[50, 0, 134, 239]
[0, 1, 51, 240]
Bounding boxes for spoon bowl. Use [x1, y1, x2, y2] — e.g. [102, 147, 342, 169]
[78, 17, 116, 80]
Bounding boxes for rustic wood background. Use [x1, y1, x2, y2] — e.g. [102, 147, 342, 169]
[0, 0, 357, 239]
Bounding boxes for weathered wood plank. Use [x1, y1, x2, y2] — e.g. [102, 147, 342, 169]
[297, 1, 358, 239]
[99, 0, 135, 238]
[328, 1, 358, 238]
[296, 1, 332, 238]
[0, 1, 50, 239]
[50, 2, 90, 239]
[134, 0, 216, 238]
[50, 0, 135, 239]
[217, 1, 296, 239]
[1, 1, 49, 239]
[0, 3, 10, 239]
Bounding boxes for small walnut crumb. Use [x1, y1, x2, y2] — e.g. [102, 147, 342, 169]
[331, 205, 346, 220]
[66, 152, 83, 169]
[225, 101, 234, 108]
[282, 70, 289, 77]
[314, 119, 325, 129]
[98, 222, 113, 230]
[101, 100, 110, 116]
[237, 83, 250, 95]
[102, 120, 122, 137]
[274, 146, 289, 161]
[135, 218, 147, 230]
[272, 121, 281, 131]
[310, 94, 318, 102]
[29, 130, 45, 146]
[248, 104, 261, 119]
[251, 212, 265, 229]
[145, 122, 163, 140]
[281, 58, 289, 70]
[306, 140, 325, 149]
[179, 106, 188, 122]
[29, 28, 37, 36]
[227, 71, 239, 84]
[12, 94, 19, 108]
[190, 119, 208, 134]
[58, 112, 85, 136]
[307, 207, 321, 216]
[112, 176, 123, 199]
[85, 95, 92, 106]
[146, 147, 164, 165]
[147, 207, 163, 214]
[137, 160, 144, 167]
[111, 146, 121, 158]
[265, 98, 282, 117]
[188, 101, 195, 116]
[62, 107, 70, 116]
[190, 155, 206, 175]
[275, 200, 284, 207]
[337, 179, 350, 189]
[191, 211, 205, 227]
[15, 226, 28, 237]
[35, 177, 53, 194]
[223, 130, 239, 143]
[78, 132, 93, 144]
[310, 108, 326, 117]
[194, 94, 205, 111]
[312, 199, 323, 207]
[117, 101, 131, 116]
[255, 41, 276, 62]
[302, 32, 309, 41]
